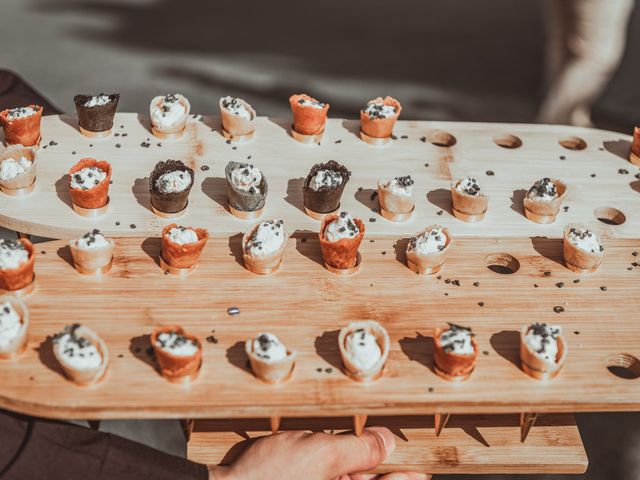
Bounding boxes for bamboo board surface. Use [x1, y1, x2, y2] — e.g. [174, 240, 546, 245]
[0, 114, 636, 239]
[1, 235, 640, 419]
[187, 414, 587, 475]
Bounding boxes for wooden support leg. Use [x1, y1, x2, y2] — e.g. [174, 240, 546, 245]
[270, 416, 281, 434]
[520, 412, 538, 443]
[88, 420, 101, 430]
[181, 419, 195, 442]
[16, 232, 30, 240]
[434, 413, 451, 437]
[353, 414, 367, 436]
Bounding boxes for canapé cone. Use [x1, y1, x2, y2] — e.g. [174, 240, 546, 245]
[219, 97, 256, 137]
[319, 214, 365, 270]
[245, 337, 296, 384]
[161, 224, 209, 269]
[562, 224, 603, 274]
[289, 94, 329, 135]
[149, 94, 190, 137]
[151, 325, 202, 382]
[242, 220, 288, 274]
[520, 325, 567, 380]
[0, 239, 35, 292]
[70, 239, 115, 274]
[451, 180, 488, 222]
[360, 96, 401, 139]
[630, 127, 640, 165]
[433, 326, 478, 381]
[53, 325, 109, 386]
[0, 145, 37, 193]
[523, 179, 566, 224]
[68, 158, 111, 209]
[377, 180, 414, 215]
[405, 225, 452, 275]
[0, 105, 43, 146]
[338, 320, 389, 382]
[0, 295, 29, 359]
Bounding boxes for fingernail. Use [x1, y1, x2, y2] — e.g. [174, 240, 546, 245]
[368, 427, 396, 455]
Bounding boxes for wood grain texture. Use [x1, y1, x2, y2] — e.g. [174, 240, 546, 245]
[0, 114, 636, 239]
[187, 414, 588, 474]
[1, 235, 639, 419]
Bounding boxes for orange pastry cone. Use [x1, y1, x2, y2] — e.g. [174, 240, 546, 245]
[433, 325, 478, 381]
[451, 178, 488, 222]
[161, 224, 209, 269]
[219, 97, 256, 137]
[562, 224, 603, 274]
[630, 127, 640, 165]
[360, 96, 401, 139]
[523, 178, 567, 224]
[520, 324, 567, 380]
[151, 325, 202, 382]
[0, 239, 35, 292]
[0, 296, 29, 359]
[319, 213, 365, 270]
[0, 145, 37, 194]
[68, 158, 112, 209]
[0, 105, 43, 147]
[289, 94, 329, 135]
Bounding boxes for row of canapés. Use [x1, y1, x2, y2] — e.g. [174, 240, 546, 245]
[0, 302, 566, 387]
[0, 93, 405, 146]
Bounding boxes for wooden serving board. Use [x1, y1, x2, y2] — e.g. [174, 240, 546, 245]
[1, 235, 639, 419]
[0, 114, 636, 240]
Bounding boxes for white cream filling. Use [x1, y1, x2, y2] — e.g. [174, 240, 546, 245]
[252, 333, 287, 363]
[6, 106, 38, 121]
[155, 170, 191, 194]
[156, 331, 198, 357]
[74, 230, 110, 250]
[55, 329, 102, 371]
[70, 167, 106, 190]
[309, 169, 342, 191]
[151, 94, 187, 127]
[528, 178, 558, 202]
[325, 212, 360, 242]
[297, 98, 325, 109]
[84, 95, 112, 108]
[345, 328, 381, 371]
[220, 96, 252, 120]
[0, 156, 31, 181]
[440, 326, 474, 355]
[525, 323, 561, 363]
[408, 228, 447, 255]
[167, 227, 198, 245]
[0, 240, 29, 270]
[456, 177, 481, 196]
[245, 219, 285, 257]
[363, 102, 397, 119]
[0, 302, 22, 350]
[381, 176, 413, 197]
[566, 226, 602, 254]
[230, 164, 262, 193]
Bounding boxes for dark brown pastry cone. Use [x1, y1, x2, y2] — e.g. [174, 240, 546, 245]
[149, 95, 190, 136]
[405, 225, 452, 275]
[303, 160, 351, 214]
[0, 239, 35, 291]
[319, 214, 365, 270]
[0, 105, 43, 146]
[245, 339, 296, 384]
[520, 325, 567, 380]
[451, 181, 488, 220]
[69, 239, 115, 274]
[360, 96, 401, 139]
[289, 94, 329, 135]
[242, 221, 289, 274]
[0, 145, 37, 192]
[219, 98, 256, 137]
[630, 127, 640, 165]
[523, 179, 567, 224]
[53, 326, 109, 386]
[433, 327, 478, 380]
[161, 224, 209, 269]
[338, 320, 390, 382]
[562, 224, 603, 273]
[225, 161, 268, 212]
[68, 158, 111, 209]
[0, 295, 29, 359]
[377, 181, 414, 215]
[74, 94, 119, 134]
[151, 325, 202, 382]
[149, 160, 194, 214]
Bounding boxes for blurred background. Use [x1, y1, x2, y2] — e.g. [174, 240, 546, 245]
[2, 0, 640, 479]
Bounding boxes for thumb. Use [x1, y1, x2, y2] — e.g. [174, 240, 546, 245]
[324, 427, 396, 477]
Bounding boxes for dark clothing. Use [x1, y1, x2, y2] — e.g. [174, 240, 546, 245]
[0, 70, 61, 114]
[0, 409, 208, 480]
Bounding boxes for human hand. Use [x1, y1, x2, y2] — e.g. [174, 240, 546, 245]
[208, 427, 430, 480]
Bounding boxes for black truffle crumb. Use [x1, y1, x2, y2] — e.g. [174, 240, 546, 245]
[424, 163, 429, 167]
[200, 165, 210, 171]
[563, 206, 569, 212]
[129, 224, 136, 229]
[559, 155, 566, 160]
[115, 221, 120, 226]
[325, 368, 333, 374]
[117, 354, 124, 358]
[391, 135, 397, 140]
[41, 250, 46, 255]
[436, 210, 443, 216]
[633, 251, 638, 256]
[556, 282, 564, 288]
[334, 139, 342, 144]
[590, 173, 596, 178]
[600, 286, 607, 291]
[534, 284, 538, 288]
[485, 170, 495, 176]
[206, 335, 218, 344]
[227, 306, 240, 316]
[573, 279, 580, 283]
[473, 282, 480, 287]
[543, 271, 551, 277]
[482, 350, 489, 356]
[369, 218, 376, 222]
[420, 137, 426, 143]
[400, 135, 408, 139]
[478, 301, 485, 307]
[619, 169, 629, 175]
[573, 331, 580, 335]
[115, 143, 121, 148]
[428, 387, 434, 392]
[554, 305, 565, 313]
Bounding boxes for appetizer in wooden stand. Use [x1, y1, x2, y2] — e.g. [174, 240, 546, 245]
[523, 177, 566, 224]
[0, 145, 37, 196]
[0, 296, 29, 359]
[0, 238, 35, 296]
[359, 96, 401, 146]
[69, 229, 115, 275]
[219, 96, 256, 142]
[520, 323, 567, 380]
[0, 105, 43, 147]
[303, 160, 350, 220]
[242, 219, 288, 274]
[68, 158, 112, 216]
[246, 333, 296, 384]
[406, 225, 452, 275]
[225, 161, 267, 219]
[151, 326, 202, 383]
[53, 324, 109, 386]
[451, 177, 488, 222]
[289, 93, 329, 144]
[160, 224, 209, 275]
[433, 323, 478, 382]
[563, 224, 604, 274]
[377, 175, 415, 221]
[74, 93, 119, 138]
[630, 126, 640, 166]
[319, 212, 364, 274]
[149, 159, 194, 218]
[149, 94, 190, 140]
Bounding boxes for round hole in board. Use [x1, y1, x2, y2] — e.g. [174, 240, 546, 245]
[485, 253, 520, 274]
[559, 136, 587, 151]
[594, 207, 626, 226]
[493, 134, 523, 149]
[427, 130, 457, 147]
[606, 353, 640, 380]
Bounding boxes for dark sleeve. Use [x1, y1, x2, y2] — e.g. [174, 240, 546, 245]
[0, 69, 62, 114]
[0, 409, 209, 480]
